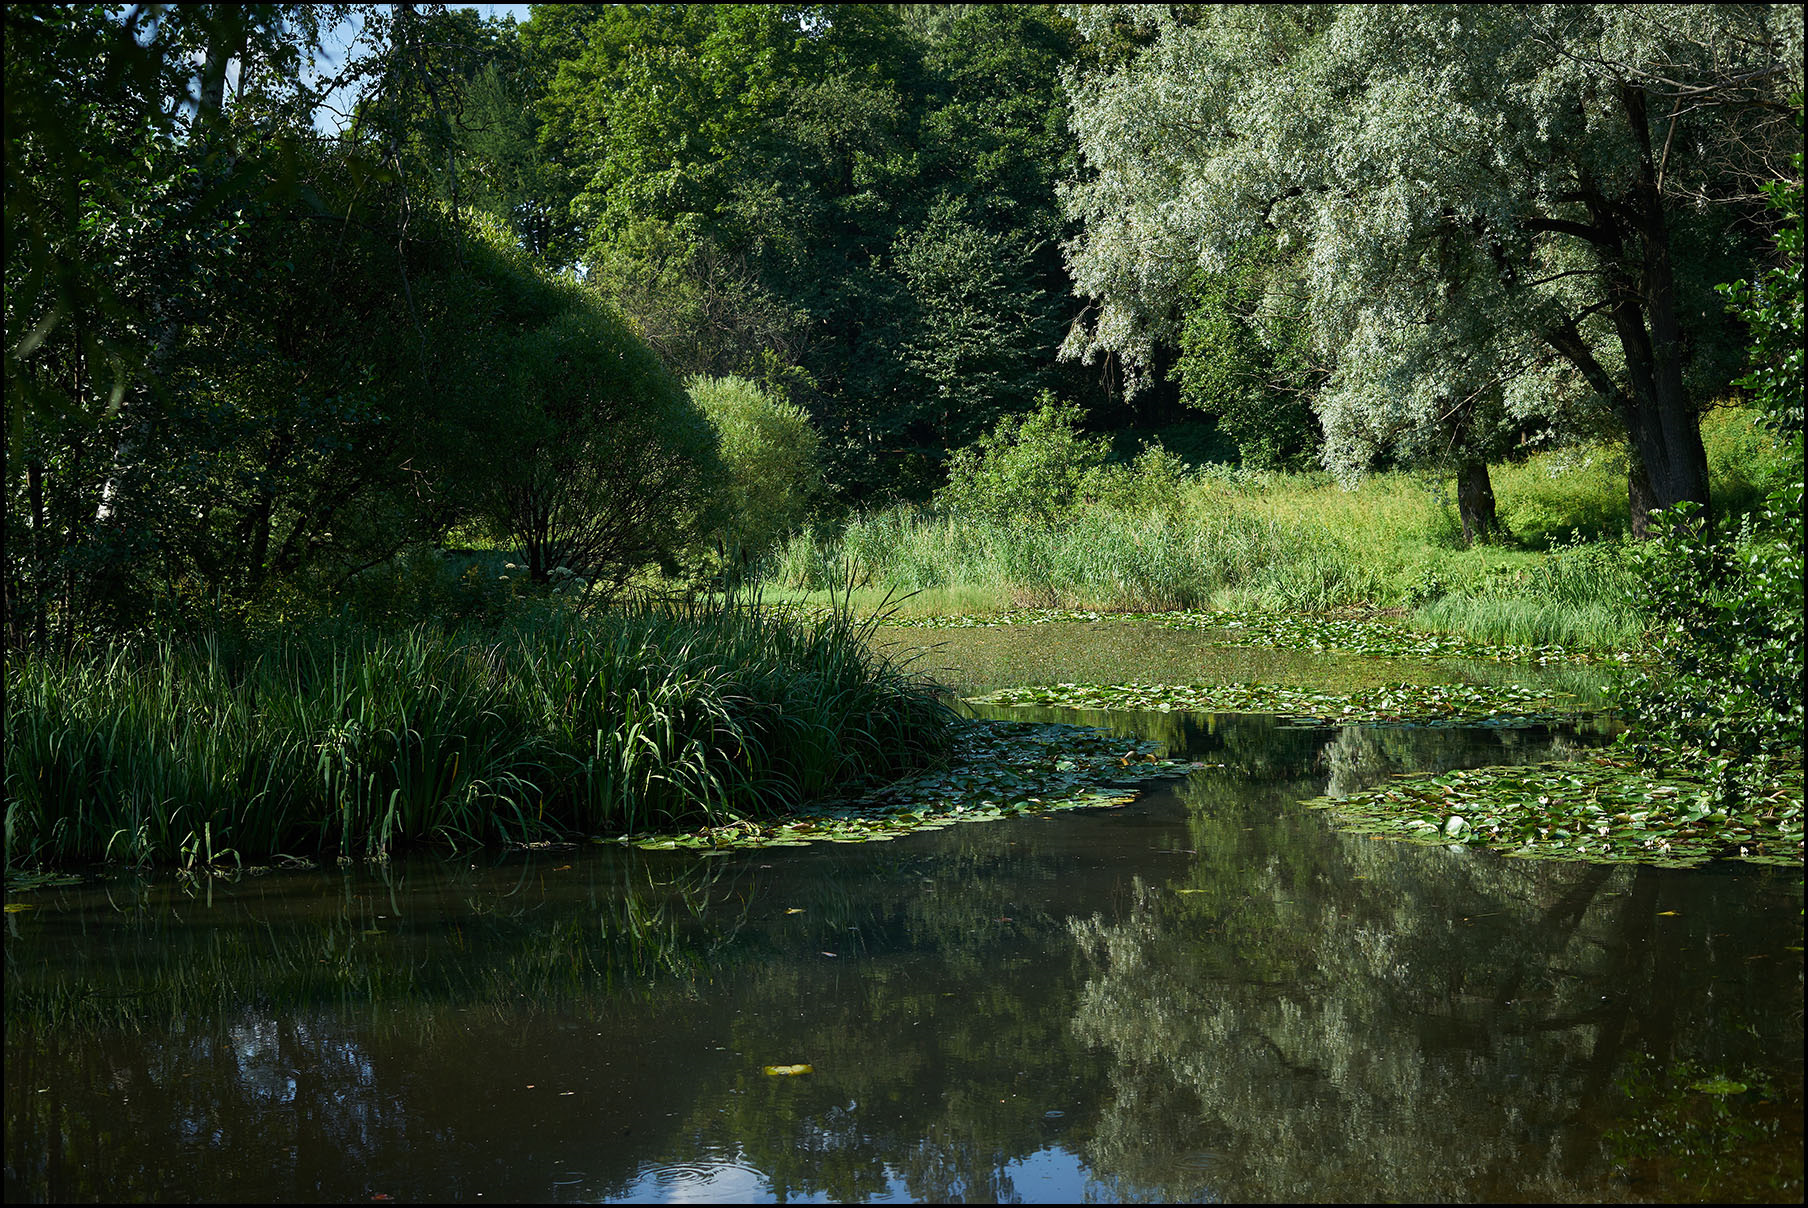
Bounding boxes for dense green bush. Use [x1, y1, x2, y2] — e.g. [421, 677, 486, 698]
[453, 213, 723, 594]
[935, 394, 1112, 525]
[1619, 158, 1804, 763]
[688, 374, 824, 572]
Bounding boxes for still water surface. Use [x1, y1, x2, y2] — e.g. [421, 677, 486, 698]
[6, 703, 1800, 1203]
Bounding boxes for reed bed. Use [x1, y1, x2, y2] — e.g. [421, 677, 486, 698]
[772, 505, 1390, 614]
[3, 602, 954, 869]
[765, 418, 1799, 648]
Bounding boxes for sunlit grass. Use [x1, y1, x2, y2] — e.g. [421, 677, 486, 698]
[764, 409, 1791, 652]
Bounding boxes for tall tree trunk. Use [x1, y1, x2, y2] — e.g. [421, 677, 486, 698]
[1543, 93, 1715, 540]
[1455, 457, 1503, 546]
[1616, 84, 1712, 529]
[1627, 455, 1658, 541]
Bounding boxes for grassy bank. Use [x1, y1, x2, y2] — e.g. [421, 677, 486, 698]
[3, 602, 954, 870]
[767, 411, 1790, 654]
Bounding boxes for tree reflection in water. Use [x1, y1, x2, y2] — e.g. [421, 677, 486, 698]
[1068, 753, 1802, 1202]
[5, 716, 1800, 1202]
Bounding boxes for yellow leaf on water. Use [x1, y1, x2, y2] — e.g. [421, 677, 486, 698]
[4, 903, 34, 913]
[763, 1064, 814, 1076]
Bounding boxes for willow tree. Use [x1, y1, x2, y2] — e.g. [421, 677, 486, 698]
[1061, 4, 1803, 534]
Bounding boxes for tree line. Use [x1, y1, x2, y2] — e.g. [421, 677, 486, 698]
[5, 3, 1802, 645]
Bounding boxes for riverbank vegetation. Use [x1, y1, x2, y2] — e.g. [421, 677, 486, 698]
[3, 602, 954, 868]
[4, 5, 1801, 873]
[764, 405, 1791, 654]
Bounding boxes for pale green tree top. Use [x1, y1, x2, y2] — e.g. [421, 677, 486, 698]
[1060, 4, 1803, 479]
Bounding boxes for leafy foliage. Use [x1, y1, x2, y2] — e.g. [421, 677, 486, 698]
[477, 231, 723, 593]
[1176, 252, 1322, 471]
[1620, 152, 1805, 763]
[688, 374, 824, 571]
[522, 3, 1105, 498]
[1060, 5, 1801, 519]
[933, 394, 1111, 526]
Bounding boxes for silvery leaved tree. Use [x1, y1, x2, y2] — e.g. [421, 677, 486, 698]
[1061, 4, 1804, 536]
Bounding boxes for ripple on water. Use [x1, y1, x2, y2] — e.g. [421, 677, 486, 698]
[618, 1155, 769, 1202]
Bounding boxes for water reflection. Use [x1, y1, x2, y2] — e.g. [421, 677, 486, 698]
[6, 713, 1800, 1203]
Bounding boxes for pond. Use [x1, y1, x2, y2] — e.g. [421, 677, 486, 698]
[5, 629, 1801, 1202]
[870, 618, 1621, 700]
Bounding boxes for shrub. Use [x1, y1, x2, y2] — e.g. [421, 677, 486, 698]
[480, 260, 723, 595]
[1619, 153, 1804, 761]
[688, 374, 824, 572]
[935, 394, 1110, 525]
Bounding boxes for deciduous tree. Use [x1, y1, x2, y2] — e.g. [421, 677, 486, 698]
[1061, 4, 1803, 533]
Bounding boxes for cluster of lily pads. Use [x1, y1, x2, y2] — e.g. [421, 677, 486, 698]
[875, 607, 1639, 666]
[1, 719, 1206, 875]
[619, 718, 1207, 853]
[966, 680, 1596, 729]
[1308, 750, 1805, 868]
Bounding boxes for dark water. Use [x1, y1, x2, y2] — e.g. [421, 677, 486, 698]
[5, 711, 1802, 1203]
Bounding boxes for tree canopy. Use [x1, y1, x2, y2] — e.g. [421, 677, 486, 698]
[1060, 4, 1804, 526]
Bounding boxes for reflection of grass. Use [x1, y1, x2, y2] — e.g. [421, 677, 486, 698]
[4, 858, 738, 1036]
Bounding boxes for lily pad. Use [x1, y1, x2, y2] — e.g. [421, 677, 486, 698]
[763, 1064, 814, 1076]
[1306, 748, 1803, 869]
[1687, 1078, 1750, 1095]
[966, 680, 1596, 729]
[614, 718, 1202, 855]
[868, 607, 1639, 666]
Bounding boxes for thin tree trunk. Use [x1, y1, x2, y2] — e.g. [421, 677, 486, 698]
[28, 459, 48, 647]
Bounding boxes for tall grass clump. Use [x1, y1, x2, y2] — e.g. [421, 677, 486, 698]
[3, 601, 953, 870]
[770, 505, 1387, 613]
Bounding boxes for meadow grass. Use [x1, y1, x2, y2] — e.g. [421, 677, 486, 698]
[766, 408, 1790, 652]
[3, 600, 954, 870]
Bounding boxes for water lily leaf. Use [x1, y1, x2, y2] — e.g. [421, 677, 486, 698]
[1687, 1078, 1748, 1095]
[763, 1064, 814, 1076]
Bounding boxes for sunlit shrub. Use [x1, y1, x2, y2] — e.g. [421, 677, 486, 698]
[688, 374, 824, 574]
[935, 394, 1111, 526]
